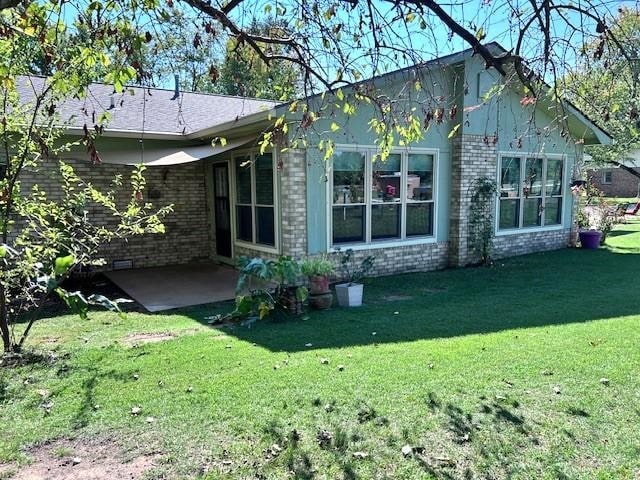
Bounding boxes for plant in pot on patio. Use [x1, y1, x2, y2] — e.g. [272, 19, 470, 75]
[301, 255, 335, 310]
[334, 248, 375, 307]
[574, 180, 616, 249]
[235, 256, 308, 320]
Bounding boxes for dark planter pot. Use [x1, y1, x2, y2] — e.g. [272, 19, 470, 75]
[309, 275, 330, 294]
[579, 230, 602, 249]
[309, 292, 333, 310]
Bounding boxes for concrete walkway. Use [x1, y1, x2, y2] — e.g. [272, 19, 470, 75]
[106, 263, 238, 312]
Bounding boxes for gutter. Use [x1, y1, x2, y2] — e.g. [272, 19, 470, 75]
[187, 108, 278, 140]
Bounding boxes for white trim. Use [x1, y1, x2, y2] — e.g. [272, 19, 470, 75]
[495, 152, 568, 235]
[230, 148, 281, 255]
[326, 144, 439, 250]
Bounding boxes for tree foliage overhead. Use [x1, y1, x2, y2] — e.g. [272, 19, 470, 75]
[563, 8, 640, 169]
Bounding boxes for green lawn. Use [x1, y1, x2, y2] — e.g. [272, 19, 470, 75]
[1, 222, 640, 479]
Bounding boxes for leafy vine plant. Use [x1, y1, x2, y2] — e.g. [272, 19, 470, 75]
[468, 177, 498, 266]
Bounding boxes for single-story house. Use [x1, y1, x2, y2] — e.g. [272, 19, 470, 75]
[586, 154, 640, 198]
[15, 43, 611, 277]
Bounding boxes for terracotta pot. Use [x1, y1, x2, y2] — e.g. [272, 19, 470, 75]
[309, 275, 330, 294]
[309, 292, 333, 310]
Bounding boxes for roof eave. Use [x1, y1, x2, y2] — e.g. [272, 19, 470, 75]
[187, 108, 277, 140]
[64, 126, 187, 140]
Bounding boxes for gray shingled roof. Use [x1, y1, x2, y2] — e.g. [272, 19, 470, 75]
[17, 76, 279, 136]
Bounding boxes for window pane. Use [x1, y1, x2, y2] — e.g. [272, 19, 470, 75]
[524, 158, 543, 197]
[500, 157, 520, 198]
[523, 198, 542, 227]
[333, 205, 365, 243]
[235, 156, 252, 204]
[499, 199, 519, 229]
[408, 154, 434, 201]
[544, 197, 562, 225]
[372, 154, 401, 203]
[236, 205, 252, 241]
[406, 203, 433, 236]
[546, 159, 563, 195]
[256, 206, 275, 246]
[371, 204, 400, 239]
[255, 153, 274, 205]
[333, 151, 365, 205]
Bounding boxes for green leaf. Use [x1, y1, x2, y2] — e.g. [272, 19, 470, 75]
[54, 254, 75, 276]
[448, 124, 461, 139]
[330, 122, 340, 132]
[0, 245, 6, 258]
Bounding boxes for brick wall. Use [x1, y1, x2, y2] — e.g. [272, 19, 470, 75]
[588, 167, 640, 198]
[18, 157, 211, 270]
[493, 229, 571, 259]
[449, 134, 498, 266]
[280, 149, 307, 257]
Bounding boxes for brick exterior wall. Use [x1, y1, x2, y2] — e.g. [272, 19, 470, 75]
[280, 149, 307, 257]
[588, 167, 640, 198]
[493, 229, 571, 259]
[18, 157, 211, 270]
[449, 135, 498, 266]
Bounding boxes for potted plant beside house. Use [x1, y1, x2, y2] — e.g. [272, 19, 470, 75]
[301, 256, 335, 310]
[334, 248, 375, 307]
[575, 180, 616, 249]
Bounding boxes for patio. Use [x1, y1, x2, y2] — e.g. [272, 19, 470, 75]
[105, 263, 238, 312]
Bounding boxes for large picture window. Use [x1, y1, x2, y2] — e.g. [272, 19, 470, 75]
[234, 152, 276, 247]
[331, 148, 436, 246]
[498, 155, 564, 231]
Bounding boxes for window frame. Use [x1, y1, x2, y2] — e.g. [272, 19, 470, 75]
[230, 148, 280, 254]
[602, 169, 613, 184]
[495, 152, 567, 236]
[327, 144, 439, 251]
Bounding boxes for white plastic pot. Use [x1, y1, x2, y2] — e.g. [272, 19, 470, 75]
[335, 282, 364, 307]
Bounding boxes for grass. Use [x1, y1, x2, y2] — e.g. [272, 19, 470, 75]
[1, 222, 640, 479]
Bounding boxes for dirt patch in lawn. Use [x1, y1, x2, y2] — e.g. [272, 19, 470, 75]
[1, 437, 159, 480]
[382, 294, 413, 302]
[123, 332, 177, 346]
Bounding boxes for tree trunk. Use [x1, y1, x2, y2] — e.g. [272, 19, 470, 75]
[0, 285, 11, 353]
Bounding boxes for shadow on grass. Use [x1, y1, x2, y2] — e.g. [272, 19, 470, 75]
[174, 246, 640, 353]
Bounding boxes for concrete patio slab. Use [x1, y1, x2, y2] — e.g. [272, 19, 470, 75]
[105, 263, 238, 312]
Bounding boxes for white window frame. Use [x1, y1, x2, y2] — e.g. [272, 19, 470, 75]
[495, 152, 567, 236]
[602, 169, 613, 184]
[326, 144, 439, 251]
[230, 148, 280, 254]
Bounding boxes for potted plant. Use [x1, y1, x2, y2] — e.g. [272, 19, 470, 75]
[300, 255, 335, 310]
[334, 248, 375, 307]
[575, 179, 615, 249]
[235, 256, 308, 319]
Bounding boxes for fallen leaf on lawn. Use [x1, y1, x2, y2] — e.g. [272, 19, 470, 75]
[305, 343, 313, 347]
[434, 456, 456, 466]
[495, 394, 507, 401]
[401, 445, 413, 457]
[36, 389, 49, 398]
[131, 406, 142, 415]
[371, 332, 377, 336]
[428, 363, 434, 369]
[553, 386, 561, 394]
[93, 404, 100, 410]
[133, 374, 139, 380]
[352, 451, 369, 459]
[541, 369, 553, 376]
[324, 403, 334, 412]
[393, 311, 399, 315]
[337, 364, 345, 371]
[273, 364, 280, 370]
[225, 344, 232, 349]
[71, 457, 82, 465]
[320, 358, 329, 365]
[146, 416, 155, 423]
[186, 386, 193, 392]
[600, 377, 610, 386]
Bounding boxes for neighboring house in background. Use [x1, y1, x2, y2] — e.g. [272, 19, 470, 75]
[587, 154, 640, 198]
[13, 43, 611, 277]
